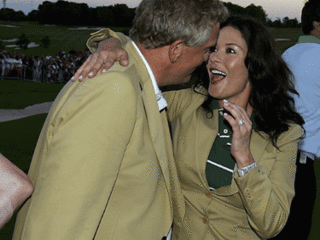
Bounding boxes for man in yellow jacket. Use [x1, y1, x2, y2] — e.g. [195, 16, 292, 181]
[13, 0, 228, 239]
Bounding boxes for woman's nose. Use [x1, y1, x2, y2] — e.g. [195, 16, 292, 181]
[209, 51, 220, 63]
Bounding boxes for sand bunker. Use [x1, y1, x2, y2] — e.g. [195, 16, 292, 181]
[5, 42, 40, 49]
[0, 102, 53, 122]
[275, 38, 291, 41]
[68, 27, 102, 30]
[1, 38, 19, 42]
[0, 24, 19, 28]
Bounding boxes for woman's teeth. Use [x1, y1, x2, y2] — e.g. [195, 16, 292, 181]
[211, 69, 226, 83]
[211, 69, 227, 76]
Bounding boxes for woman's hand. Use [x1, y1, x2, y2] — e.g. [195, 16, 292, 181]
[72, 37, 129, 82]
[223, 100, 255, 168]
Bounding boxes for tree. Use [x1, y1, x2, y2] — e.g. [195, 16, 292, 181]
[27, 10, 39, 21]
[272, 18, 283, 28]
[17, 33, 30, 50]
[244, 4, 267, 23]
[40, 36, 51, 49]
[15, 10, 26, 21]
[0, 8, 16, 21]
[111, 4, 135, 27]
[223, 2, 246, 16]
[223, 2, 267, 23]
[282, 17, 299, 28]
[94, 6, 114, 26]
[38, 1, 57, 24]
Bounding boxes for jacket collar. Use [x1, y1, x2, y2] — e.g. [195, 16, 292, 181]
[131, 41, 167, 111]
[298, 35, 320, 44]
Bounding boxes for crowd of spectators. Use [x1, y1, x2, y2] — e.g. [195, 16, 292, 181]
[0, 50, 91, 83]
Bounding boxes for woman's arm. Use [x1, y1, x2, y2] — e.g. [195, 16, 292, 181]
[0, 154, 34, 229]
[222, 101, 302, 238]
[234, 124, 302, 238]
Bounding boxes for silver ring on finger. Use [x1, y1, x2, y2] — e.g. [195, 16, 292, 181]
[238, 119, 245, 126]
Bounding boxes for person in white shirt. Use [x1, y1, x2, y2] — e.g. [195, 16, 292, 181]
[279, 0, 320, 239]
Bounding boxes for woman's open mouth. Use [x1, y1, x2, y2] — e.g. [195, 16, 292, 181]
[210, 69, 227, 84]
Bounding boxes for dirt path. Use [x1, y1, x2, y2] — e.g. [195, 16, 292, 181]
[0, 102, 53, 122]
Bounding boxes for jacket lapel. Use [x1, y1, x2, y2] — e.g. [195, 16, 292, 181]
[195, 108, 219, 189]
[140, 83, 171, 190]
[125, 42, 172, 195]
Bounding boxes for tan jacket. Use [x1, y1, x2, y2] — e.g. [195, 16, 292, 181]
[13, 31, 183, 240]
[165, 88, 302, 240]
[77, 29, 301, 239]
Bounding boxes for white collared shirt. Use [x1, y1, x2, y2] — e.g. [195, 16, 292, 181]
[131, 41, 167, 111]
[282, 35, 320, 158]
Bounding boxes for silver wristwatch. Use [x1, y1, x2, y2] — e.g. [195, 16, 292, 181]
[237, 162, 257, 177]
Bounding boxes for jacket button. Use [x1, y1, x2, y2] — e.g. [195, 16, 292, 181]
[203, 217, 208, 224]
[206, 192, 211, 198]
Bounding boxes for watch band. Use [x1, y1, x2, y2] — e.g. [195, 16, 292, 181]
[237, 162, 257, 177]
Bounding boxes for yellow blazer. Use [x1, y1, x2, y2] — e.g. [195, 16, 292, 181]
[13, 31, 183, 240]
[164, 88, 302, 240]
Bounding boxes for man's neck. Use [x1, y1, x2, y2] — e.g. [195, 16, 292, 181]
[135, 42, 171, 87]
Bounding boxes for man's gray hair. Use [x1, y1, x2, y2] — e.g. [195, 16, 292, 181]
[129, 0, 229, 49]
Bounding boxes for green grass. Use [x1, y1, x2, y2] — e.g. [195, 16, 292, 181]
[0, 114, 49, 239]
[0, 79, 64, 109]
[1, 21, 130, 56]
[1, 21, 301, 57]
[269, 27, 303, 53]
[0, 79, 64, 239]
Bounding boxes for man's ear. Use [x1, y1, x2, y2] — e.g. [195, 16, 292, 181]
[168, 39, 185, 63]
[313, 21, 320, 31]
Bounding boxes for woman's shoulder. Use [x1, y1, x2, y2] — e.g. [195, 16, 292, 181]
[163, 85, 208, 104]
[163, 85, 208, 121]
[277, 123, 303, 146]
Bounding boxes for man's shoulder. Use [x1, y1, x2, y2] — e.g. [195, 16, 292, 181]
[283, 43, 320, 66]
[283, 42, 320, 56]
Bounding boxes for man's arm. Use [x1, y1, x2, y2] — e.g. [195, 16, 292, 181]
[19, 73, 137, 239]
[0, 154, 34, 229]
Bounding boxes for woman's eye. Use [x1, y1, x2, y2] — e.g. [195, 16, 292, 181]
[209, 47, 217, 53]
[226, 48, 236, 54]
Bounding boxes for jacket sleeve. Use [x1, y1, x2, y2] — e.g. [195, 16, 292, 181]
[87, 28, 130, 53]
[163, 88, 204, 122]
[18, 73, 137, 239]
[234, 124, 302, 239]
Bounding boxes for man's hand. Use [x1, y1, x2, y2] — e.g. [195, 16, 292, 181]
[72, 37, 129, 82]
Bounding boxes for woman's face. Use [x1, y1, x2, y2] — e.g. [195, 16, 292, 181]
[207, 26, 251, 106]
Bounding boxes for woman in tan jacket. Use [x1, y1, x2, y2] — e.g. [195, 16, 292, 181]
[74, 16, 304, 239]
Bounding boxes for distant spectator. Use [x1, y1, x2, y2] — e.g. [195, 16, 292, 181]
[0, 50, 90, 83]
[276, 0, 320, 239]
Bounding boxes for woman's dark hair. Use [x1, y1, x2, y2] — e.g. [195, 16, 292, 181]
[194, 16, 304, 147]
[302, 0, 320, 35]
